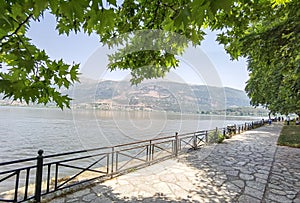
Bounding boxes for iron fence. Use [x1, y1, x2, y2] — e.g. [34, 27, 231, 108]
[0, 120, 264, 202]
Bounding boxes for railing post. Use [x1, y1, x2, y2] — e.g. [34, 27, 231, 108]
[175, 132, 178, 157]
[193, 133, 197, 150]
[111, 147, 114, 178]
[151, 143, 155, 161]
[35, 149, 44, 203]
[14, 170, 20, 202]
[146, 143, 149, 162]
[148, 141, 152, 162]
[205, 131, 208, 143]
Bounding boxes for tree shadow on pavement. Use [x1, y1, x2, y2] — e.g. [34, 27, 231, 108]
[93, 184, 194, 202]
[47, 127, 282, 203]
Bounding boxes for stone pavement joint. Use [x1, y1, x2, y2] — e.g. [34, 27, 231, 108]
[46, 124, 300, 203]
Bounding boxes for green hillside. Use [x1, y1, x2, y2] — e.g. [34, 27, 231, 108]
[67, 78, 253, 113]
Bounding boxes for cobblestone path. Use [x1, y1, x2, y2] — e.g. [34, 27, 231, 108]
[47, 124, 300, 203]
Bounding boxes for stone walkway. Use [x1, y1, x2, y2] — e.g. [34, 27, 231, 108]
[47, 124, 300, 203]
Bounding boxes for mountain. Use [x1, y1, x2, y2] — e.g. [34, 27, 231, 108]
[67, 78, 251, 113]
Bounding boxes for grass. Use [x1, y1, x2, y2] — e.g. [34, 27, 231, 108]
[277, 125, 300, 148]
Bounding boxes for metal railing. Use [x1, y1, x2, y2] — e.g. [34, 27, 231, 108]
[0, 120, 264, 202]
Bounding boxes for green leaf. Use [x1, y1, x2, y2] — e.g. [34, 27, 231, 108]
[107, 0, 117, 7]
[33, 0, 48, 18]
[49, 0, 59, 12]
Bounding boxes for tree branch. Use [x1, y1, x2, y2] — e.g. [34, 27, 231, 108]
[0, 13, 33, 42]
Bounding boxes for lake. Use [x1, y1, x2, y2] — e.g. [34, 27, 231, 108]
[0, 106, 261, 162]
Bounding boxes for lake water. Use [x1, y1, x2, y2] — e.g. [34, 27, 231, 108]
[0, 106, 261, 163]
[0, 106, 263, 193]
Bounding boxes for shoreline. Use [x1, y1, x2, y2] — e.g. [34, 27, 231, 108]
[0, 105, 267, 120]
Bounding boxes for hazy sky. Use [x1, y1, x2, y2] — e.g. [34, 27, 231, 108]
[27, 12, 249, 90]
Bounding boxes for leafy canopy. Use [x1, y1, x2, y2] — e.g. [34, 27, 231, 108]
[0, 0, 297, 113]
[0, 0, 235, 108]
[210, 0, 299, 115]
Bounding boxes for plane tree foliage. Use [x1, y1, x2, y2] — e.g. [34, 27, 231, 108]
[0, 0, 234, 108]
[210, 0, 299, 116]
[0, 0, 297, 112]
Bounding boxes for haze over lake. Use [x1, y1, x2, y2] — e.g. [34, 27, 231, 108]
[0, 106, 261, 162]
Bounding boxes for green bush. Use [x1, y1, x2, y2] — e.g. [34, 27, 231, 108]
[217, 133, 225, 143]
[208, 130, 225, 143]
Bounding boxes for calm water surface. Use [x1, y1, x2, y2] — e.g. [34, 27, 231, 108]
[0, 106, 260, 162]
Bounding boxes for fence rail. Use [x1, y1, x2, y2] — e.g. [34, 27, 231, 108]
[0, 120, 264, 202]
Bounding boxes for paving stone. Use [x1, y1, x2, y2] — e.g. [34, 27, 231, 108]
[90, 197, 112, 203]
[49, 197, 65, 203]
[238, 194, 261, 203]
[269, 188, 286, 196]
[287, 194, 296, 200]
[263, 199, 275, 203]
[293, 200, 300, 203]
[214, 178, 226, 187]
[267, 183, 282, 190]
[206, 171, 216, 177]
[257, 165, 271, 171]
[68, 189, 90, 199]
[286, 190, 298, 196]
[246, 180, 265, 191]
[239, 173, 255, 181]
[272, 174, 285, 181]
[66, 198, 80, 203]
[82, 193, 97, 202]
[267, 193, 293, 203]
[226, 182, 242, 193]
[257, 169, 269, 174]
[218, 166, 235, 171]
[244, 186, 264, 199]
[225, 170, 239, 176]
[255, 177, 268, 184]
[230, 180, 245, 188]
[239, 168, 255, 175]
[237, 161, 247, 166]
[254, 173, 269, 180]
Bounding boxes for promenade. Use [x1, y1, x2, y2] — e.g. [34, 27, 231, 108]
[47, 123, 300, 203]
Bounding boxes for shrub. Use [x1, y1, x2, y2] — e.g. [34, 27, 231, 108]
[217, 133, 225, 143]
[208, 130, 225, 143]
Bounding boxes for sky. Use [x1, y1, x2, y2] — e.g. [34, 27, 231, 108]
[26, 12, 249, 90]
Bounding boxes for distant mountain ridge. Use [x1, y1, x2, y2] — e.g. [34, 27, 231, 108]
[67, 78, 250, 113]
